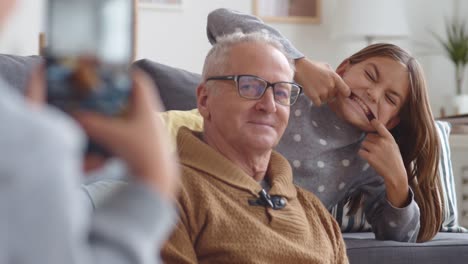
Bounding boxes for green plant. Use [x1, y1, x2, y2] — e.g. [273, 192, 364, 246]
[432, 19, 468, 95]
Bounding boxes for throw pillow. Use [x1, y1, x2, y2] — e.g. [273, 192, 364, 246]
[436, 121, 468, 232]
[159, 109, 203, 152]
[0, 54, 42, 93]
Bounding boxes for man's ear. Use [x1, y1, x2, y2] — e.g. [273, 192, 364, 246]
[197, 83, 211, 121]
[386, 115, 401, 130]
[336, 59, 351, 77]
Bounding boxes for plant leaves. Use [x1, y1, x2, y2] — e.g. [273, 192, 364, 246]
[431, 18, 468, 94]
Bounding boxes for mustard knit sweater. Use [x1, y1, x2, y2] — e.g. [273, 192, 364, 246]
[162, 127, 349, 264]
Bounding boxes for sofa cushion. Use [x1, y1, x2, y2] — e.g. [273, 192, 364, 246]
[436, 121, 467, 232]
[0, 54, 42, 93]
[132, 59, 200, 111]
[343, 232, 468, 264]
[159, 109, 203, 143]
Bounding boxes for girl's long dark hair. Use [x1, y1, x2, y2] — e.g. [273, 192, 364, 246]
[346, 43, 442, 242]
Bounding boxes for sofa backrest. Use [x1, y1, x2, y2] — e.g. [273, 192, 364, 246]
[0, 54, 43, 93]
[1, 54, 464, 232]
[132, 59, 201, 111]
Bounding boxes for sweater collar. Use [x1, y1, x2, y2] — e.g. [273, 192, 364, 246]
[177, 127, 297, 199]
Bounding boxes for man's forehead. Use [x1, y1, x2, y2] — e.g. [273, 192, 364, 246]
[227, 43, 291, 72]
[229, 41, 276, 56]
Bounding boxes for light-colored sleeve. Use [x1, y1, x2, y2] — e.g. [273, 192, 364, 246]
[359, 173, 421, 242]
[81, 161, 178, 264]
[207, 8, 304, 59]
[80, 156, 178, 264]
[1, 90, 90, 263]
[1, 86, 176, 264]
[89, 182, 177, 264]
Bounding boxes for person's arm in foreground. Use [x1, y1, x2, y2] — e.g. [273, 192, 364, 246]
[76, 71, 180, 263]
[207, 8, 350, 105]
[2, 71, 178, 264]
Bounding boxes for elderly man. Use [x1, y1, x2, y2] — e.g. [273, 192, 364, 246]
[162, 32, 348, 263]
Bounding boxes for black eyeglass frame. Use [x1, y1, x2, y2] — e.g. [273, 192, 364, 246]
[205, 75, 303, 106]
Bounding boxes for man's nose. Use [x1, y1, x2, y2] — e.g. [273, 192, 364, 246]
[256, 88, 277, 112]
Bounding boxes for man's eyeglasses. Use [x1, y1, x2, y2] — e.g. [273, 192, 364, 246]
[205, 75, 303, 106]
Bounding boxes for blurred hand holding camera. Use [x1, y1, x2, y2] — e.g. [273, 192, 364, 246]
[74, 70, 179, 199]
[26, 67, 179, 200]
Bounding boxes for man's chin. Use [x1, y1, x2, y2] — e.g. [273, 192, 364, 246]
[246, 136, 278, 151]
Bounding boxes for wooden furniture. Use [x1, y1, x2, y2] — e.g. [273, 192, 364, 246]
[38, 32, 46, 56]
[252, 0, 321, 24]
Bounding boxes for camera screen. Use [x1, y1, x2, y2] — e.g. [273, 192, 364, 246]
[47, 0, 133, 64]
[46, 0, 134, 116]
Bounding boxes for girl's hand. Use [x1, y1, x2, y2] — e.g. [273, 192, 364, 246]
[294, 58, 350, 106]
[358, 119, 409, 208]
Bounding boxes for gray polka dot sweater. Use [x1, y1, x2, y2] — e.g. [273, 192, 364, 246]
[207, 8, 420, 242]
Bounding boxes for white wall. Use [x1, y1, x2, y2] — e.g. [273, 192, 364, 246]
[137, 0, 250, 72]
[406, 0, 468, 116]
[1, 0, 467, 116]
[0, 0, 45, 55]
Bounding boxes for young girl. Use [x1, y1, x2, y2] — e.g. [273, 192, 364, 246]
[207, 8, 442, 243]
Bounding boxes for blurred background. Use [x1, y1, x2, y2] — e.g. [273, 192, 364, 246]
[1, 0, 467, 117]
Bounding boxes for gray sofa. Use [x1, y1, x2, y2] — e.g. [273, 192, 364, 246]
[2, 54, 468, 264]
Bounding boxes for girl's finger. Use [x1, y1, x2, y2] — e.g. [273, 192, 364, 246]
[370, 118, 392, 138]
